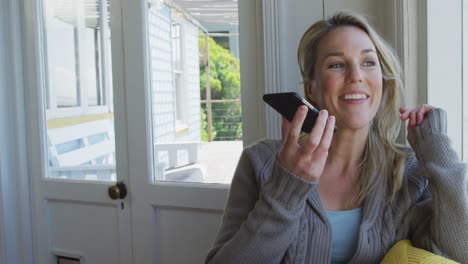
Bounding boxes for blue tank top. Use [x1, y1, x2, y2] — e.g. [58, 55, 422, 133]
[325, 208, 363, 264]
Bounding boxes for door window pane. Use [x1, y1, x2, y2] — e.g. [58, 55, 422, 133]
[147, 0, 242, 184]
[44, 0, 79, 107]
[43, 0, 116, 181]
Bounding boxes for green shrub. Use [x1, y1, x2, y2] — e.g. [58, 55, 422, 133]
[199, 35, 242, 141]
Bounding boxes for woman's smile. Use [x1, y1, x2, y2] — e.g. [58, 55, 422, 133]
[339, 90, 370, 104]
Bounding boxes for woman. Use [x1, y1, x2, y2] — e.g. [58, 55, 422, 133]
[205, 11, 468, 264]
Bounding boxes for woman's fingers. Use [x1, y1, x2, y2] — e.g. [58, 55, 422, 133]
[283, 106, 308, 148]
[401, 104, 436, 127]
[278, 106, 310, 173]
[281, 116, 291, 145]
[409, 109, 417, 127]
[416, 104, 435, 125]
[399, 107, 410, 121]
[302, 110, 329, 154]
[301, 114, 335, 182]
[278, 106, 334, 182]
[315, 115, 335, 157]
[416, 106, 426, 125]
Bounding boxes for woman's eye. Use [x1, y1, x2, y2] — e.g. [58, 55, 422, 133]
[329, 62, 344, 69]
[363, 60, 376, 67]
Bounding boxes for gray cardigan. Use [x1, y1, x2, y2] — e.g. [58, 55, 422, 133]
[205, 109, 468, 264]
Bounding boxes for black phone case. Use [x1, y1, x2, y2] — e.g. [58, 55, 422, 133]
[263, 92, 320, 133]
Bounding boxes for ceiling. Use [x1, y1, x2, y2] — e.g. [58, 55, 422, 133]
[172, 0, 238, 26]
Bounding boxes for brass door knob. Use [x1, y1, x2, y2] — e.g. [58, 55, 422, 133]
[108, 181, 127, 200]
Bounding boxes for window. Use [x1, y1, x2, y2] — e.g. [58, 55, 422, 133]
[427, 0, 463, 159]
[147, 0, 243, 184]
[44, 0, 112, 118]
[44, 5, 79, 108]
[42, 0, 116, 181]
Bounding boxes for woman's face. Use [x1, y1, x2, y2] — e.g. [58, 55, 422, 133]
[308, 26, 383, 131]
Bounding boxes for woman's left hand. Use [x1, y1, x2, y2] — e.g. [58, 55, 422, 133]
[399, 104, 436, 128]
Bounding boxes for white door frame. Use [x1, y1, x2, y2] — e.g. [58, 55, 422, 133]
[21, 0, 133, 263]
[119, 1, 154, 261]
[239, 0, 266, 145]
[0, 0, 34, 263]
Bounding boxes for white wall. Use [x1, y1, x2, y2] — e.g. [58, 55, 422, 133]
[276, 0, 323, 95]
[427, 0, 463, 157]
[148, 5, 201, 143]
[179, 16, 202, 142]
[149, 5, 176, 142]
[324, 0, 385, 34]
[0, 0, 33, 263]
[0, 23, 7, 261]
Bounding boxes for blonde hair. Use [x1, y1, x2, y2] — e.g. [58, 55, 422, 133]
[297, 11, 408, 203]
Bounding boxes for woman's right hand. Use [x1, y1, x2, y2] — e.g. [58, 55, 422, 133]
[277, 106, 335, 182]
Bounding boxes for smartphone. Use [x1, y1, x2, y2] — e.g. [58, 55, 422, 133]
[263, 92, 336, 133]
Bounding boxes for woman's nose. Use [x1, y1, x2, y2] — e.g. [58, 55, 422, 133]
[345, 65, 363, 84]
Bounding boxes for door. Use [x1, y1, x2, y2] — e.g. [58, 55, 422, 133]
[24, 0, 132, 263]
[122, 1, 241, 263]
[25, 0, 243, 263]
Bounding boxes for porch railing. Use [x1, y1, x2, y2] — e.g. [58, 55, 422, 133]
[201, 99, 242, 141]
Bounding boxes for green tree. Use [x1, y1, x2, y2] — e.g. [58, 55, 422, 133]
[199, 35, 242, 141]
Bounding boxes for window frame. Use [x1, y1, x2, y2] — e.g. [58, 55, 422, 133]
[426, 0, 464, 159]
[463, 0, 468, 161]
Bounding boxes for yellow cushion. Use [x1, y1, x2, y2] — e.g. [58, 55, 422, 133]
[381, 240, 459, 264]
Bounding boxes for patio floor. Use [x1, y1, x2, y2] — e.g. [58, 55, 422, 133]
[198, 141, 243, 184]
